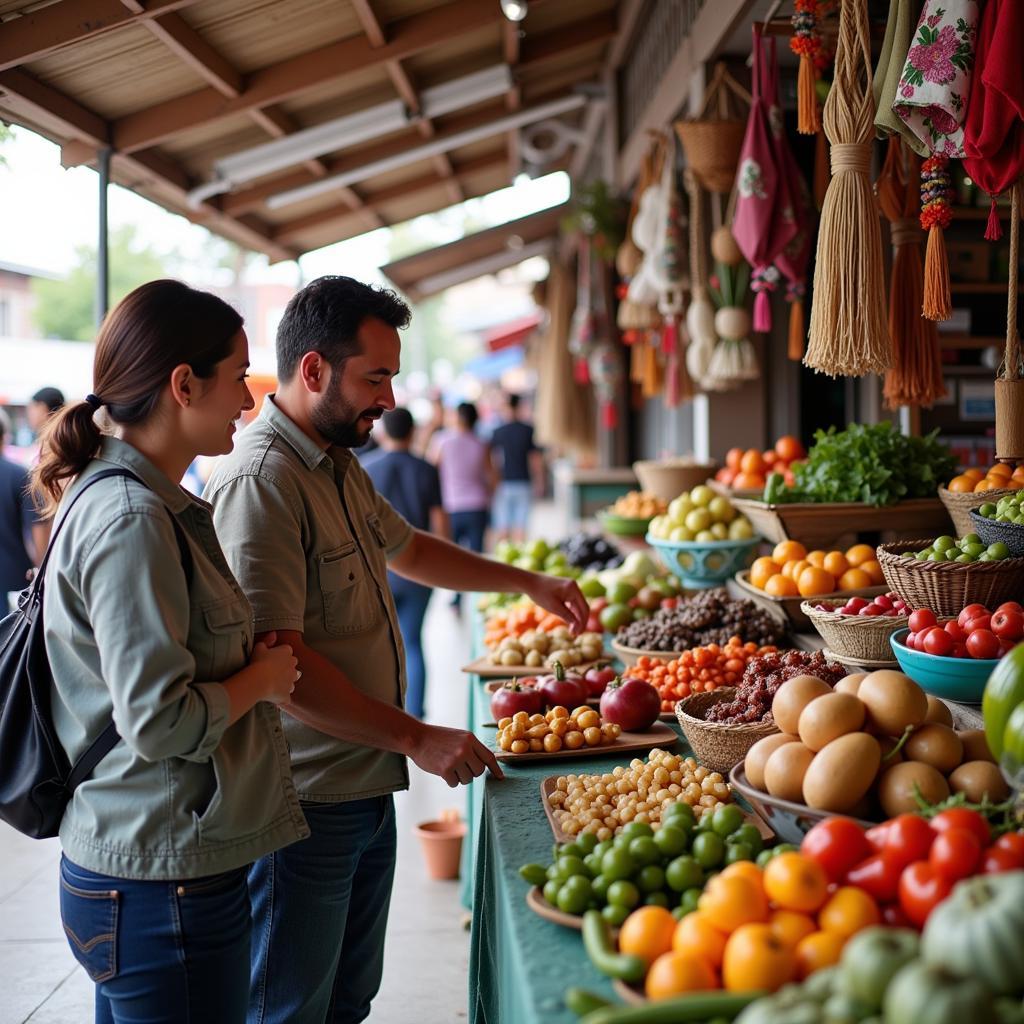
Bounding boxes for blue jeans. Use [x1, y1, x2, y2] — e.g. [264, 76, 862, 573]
[492, 480, 533, 534]
[248, 796, 397, 1024]
[449, 508, 489, 608]
[391, 576, 432, 719]
[59, 856, 251, 1024]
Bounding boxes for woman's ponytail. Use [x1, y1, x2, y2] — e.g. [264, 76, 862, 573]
[30, 401, 104, 517]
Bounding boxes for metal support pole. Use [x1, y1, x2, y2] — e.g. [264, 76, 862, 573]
[96, 146, 111, 327]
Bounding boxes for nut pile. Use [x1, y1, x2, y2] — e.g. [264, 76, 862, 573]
[546, 750, 733, 840]
[705, 650, 846, 724]
[496, 706, 621, 754]
[486, 629, 604, 668]
[615, 589, 786, 652]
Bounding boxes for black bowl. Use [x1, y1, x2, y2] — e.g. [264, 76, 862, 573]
[968, 508, 1024, 558]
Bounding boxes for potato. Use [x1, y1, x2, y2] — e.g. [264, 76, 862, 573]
[772, 675, 833, 735]
[858, 670, 928, 736]
[744, 732, 798, 791]
[764, 742, 816, 803]
[948, 760, 1010, 802]
[878, 761, 949, 817]
[835, 673, 867, 696]
[924, 695, 954, 727]
[958, 729, 996, 764]
[802, 732, 880, 813]
[798, 692, 866, 752]
[904, 723, 963, 774]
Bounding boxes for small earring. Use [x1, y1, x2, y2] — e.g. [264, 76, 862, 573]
[185, 398, 191, 406]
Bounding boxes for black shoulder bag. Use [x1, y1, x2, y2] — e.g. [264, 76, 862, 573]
[0, 468, 193, 838]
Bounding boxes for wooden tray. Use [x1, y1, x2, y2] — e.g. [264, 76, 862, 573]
[494, 722, 678, 763]
[730, 496, 949, 550]
[708, 479, 763, 500]
[525, 886, 587, 932]
[612, 980, 646, 1006]
[483, 679, 601, 709]
[462, 654, 610, 679]
[733, 570, 885, 631]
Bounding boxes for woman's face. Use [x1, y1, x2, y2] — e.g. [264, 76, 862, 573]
[191, 329, 255, 456]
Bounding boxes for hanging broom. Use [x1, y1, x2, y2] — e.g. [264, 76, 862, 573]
[920, 155, 953, 322]
[995, 180, 1024, 461]
[804, 0, 891, 378]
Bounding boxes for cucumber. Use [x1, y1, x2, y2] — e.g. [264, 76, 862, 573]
[581, 910, 646, 983]
[519, 863, 549, 886]
[580, 990, 766, 1024]
[565, 987, 613, 1017]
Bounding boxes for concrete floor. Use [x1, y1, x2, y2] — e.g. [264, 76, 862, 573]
[0, 595, 477, 1024]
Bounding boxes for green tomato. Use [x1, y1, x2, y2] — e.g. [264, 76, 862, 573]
[756, 848, 774, 869]
[653, 825, 689, 858]
[692, 831, 726, 868]
[606, 879, 641, 909]
[562, 874, 593, 903]
[621, 821, 655, 840]
[635, 864, 666, 893]
[679, 887, 703, 914]
[662, 802, 697, 831]
[556, 855, 588, 882]
[671, 906, 688, 921]
[583, 853, 603, 876]
[546, 863, 561, 881]
[591, 873, 610, 901]
[559, 842, 582, 859]
[601, 847, 636, 882]
[728, 823, 764, 856]
[711, 803, 745, 837]
[602, 903, 630, 927]
[725, 842, 754, 865]
[576, 832, 598, 855]
[644, 892, 670, 908]
[593, 840, 612, 860]
[629, 836, 661, 867]
[543, 880, 561, 905]
[665, 855, 704, 892]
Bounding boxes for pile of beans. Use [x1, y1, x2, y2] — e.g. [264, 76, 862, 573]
[705, 650, 847, 724]
[615, 589, 786, 652]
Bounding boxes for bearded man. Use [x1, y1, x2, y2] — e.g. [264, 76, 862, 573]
[205, 276, 587, 1024]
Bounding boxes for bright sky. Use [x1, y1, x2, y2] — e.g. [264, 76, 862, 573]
[0, 126, 570, 284]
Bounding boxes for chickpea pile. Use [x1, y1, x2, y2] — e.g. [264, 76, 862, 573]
[546, 750, 732, 841]
[486, 628, 605, 668]
[609, 490, 668, 519]
[496, 705, 621, 755]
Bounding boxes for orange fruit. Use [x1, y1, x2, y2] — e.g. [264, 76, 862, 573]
[733, 472, 766, 490]
[838, 567, 872, 591]
[859, 559, 884, 585]
[805, 550, 826, 568]
[763, 450, 779, 467]
[797, 566, 835, 598]
[844, 543, 875, 567]
[988, 462, 1013, 478]
[750, 557, 781, 590]
[763, 853, 829, 914]
[1013, 466, 1024, 480]
[975, 478, 1000, 492]
[963, 468, 985, 481]
[773, 540, 807, 564]
[794, 930, 846, 979]
[822, 551, 848, 579]
[726, 447, 744, 471]
[769, 910, 818, 950]
[618, 906, 678, 966]
[782, 558, 809, 581]
[946, 475, 976, 493]
[740, 449, 765, 475]
[720, 861, 766, 892]
[645, 951, 718, 1000]
[1005, 478, 1024, 490]
[673, 912, 728, 968]
[698, 874, 769, 933]
[817, 886, 880, 938]
[722, 923, 797, 993]
[765, 574, 799, 598]
[775, 436, 805, 463]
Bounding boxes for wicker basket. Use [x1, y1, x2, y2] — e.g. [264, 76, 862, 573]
[632, 460, 717, 503]
[674, 688, 778, 774]
[876, 540, 1024, 617]
[800, 600, 908, 663]
[938, 486, 1014, 537]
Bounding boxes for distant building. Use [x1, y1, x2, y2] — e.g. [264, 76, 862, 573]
[0, 260, 59, 339]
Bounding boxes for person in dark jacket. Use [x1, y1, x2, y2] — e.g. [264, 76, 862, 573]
[0, 407, 37, 608]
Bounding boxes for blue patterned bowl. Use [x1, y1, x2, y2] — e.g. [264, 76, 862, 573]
[889, 628, 994, 703]
[645, 533, 760, 590]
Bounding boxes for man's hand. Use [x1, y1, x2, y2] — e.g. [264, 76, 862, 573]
[407, 722, 505, 787]
[526, 575, 589, 635]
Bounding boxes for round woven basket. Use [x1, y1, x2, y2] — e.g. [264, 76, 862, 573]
[968, 509, 1024, 557]
[800, 600, 908, 663]
[674, 688, 778, 774]
[674, 120, 746, 193]
[938, 486, 1014, 537]
[876, 540, 1024, 617]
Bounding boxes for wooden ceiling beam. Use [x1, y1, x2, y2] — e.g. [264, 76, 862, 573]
[502, 21, 522, 180]
[0, 0, 205, 72]
[0, 68, 109, 145]
[112, 0, 504, 154]
[141, 12, 243, 99]
[519, 11, 617, 70]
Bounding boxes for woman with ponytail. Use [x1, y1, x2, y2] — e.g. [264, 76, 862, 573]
[33, 280, 308, 1024]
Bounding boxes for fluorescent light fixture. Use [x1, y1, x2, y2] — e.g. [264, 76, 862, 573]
[187, 64, 513, 207]
[267, 93, 587, 210]
[501, 0, 529, 22]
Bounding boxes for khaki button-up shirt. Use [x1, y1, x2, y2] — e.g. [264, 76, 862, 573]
[44, 438, 308, 880]
[205, 397, 414, 802]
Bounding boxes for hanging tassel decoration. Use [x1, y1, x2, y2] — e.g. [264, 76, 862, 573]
[984, 197, 1003, 242]
[786, 281, 806, 361]
[750, 266, 780, 333]
[791, 0, 824, 135]
[805, 0, 891, 377]
[920, 155, 953, 322]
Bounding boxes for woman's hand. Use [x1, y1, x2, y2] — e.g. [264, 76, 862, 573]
[248, 639, 300, 706]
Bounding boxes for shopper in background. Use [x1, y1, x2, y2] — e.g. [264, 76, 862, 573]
[32, 280, 306, 1024]
[0, 407, 38, 609]
[363, 407, 447, 719]
[26, 386, 65, 550]
[489, 392, 543, 544]
[434, 401, 494, 608]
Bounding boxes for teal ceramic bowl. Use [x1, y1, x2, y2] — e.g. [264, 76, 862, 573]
[645, 533, 759, 590]
[889, 628, 995, 703]
[597, 510, 653, 537]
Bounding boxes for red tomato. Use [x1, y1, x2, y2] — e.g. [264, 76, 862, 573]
[944, 620, 965, 642]
[994, 601, 1024, 618]
[993, 832, 1024, 867]
[898, 861, 953, 928]
[909, 609, 937, 633]
[982, 846, 1021, 874]
[991, 609, 1024, 642]
[951, 642, 967, 658]
[885, 814, 936, 868]
[958, 604, 989, 629]
[882, 903, 913, 928]
[865, 823, 893, 853]
[930, 808, 991, 847]
[928, 827, 982, 881]
[923, 628, 954, 657]
[801, 817, 873, 882]
[844, 853, 903, 903]
[966, 629, 1000, 660]
[966, 614, 993, 634]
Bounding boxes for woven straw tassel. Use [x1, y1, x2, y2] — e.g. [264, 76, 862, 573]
[805, 0, 892, 378]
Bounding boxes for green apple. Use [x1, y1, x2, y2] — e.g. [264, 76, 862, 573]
[933, 535, 956, 553]
[710, 522, 728, 540]
[708, 495, 736, 524]
[685, 508, 712, 533]
[728, 517, 754, 540]
[544, 551, 569, 570]
[525, 539, 550, 562]
[689, 485, 715, 508]
[668, 496, 693, 524]
[669, 526, 694, 542]
[599, 603, 633, 632]
[607, 581, 638, 605]
[988, 541, 1010, 559]
[579, 577, 606, 598]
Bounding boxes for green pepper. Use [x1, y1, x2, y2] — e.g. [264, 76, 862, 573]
[982, 644, 1024, 770]
[519, 863, 549, 887]
[564, 988, 613, 1017]
[581, 910, 645, 983]
[579, 990, 766, 1024]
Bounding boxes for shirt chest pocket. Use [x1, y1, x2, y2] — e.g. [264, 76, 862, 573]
[317, 542, 379, 636]
[194, 597, 251, 680]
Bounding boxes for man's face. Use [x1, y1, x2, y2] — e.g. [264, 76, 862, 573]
[26, 400, 48, 432]
[310, 316, 400, 448]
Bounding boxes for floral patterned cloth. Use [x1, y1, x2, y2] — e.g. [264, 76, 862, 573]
[893, 0, 980, 158]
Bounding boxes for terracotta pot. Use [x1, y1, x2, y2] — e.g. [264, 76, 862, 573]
[415, 817, 467, 880]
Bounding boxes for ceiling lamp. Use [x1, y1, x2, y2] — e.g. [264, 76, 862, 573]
[500, 0, 528, 21]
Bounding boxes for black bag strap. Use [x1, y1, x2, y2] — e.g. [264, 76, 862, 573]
[38, 468, 194, 791]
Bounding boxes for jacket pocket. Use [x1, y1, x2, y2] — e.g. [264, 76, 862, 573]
[317, 543, 377, 636]
[59, 872, 119, 983]
[196, 596, 251, 679]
